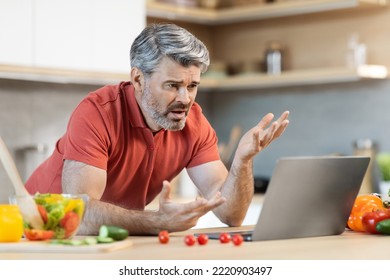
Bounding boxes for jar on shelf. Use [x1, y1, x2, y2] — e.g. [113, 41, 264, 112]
[265, 41, 284, 75]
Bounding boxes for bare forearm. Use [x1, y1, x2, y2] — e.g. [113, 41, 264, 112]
[78, 199, 162, 236]
[215, 158, 254, 226]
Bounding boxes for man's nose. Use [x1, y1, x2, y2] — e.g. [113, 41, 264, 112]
[176, 87, 191, 103]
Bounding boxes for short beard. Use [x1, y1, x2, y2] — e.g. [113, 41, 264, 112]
[141, 84, 188, 131]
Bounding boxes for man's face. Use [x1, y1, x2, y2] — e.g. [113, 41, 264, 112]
[139, 56, 201, 132]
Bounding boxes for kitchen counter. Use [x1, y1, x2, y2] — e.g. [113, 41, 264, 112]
[1, 226, 389, 260]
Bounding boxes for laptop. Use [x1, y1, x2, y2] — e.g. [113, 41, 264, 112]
[201, 156, 370, 242]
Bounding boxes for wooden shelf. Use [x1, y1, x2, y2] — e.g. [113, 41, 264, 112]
[0, 64, 387, 90]
[0, 64, 128, 86]
[199, 65, 388, 91]
[146, 0, 387, 25]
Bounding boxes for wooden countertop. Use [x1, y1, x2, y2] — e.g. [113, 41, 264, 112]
[1, 226, 389, 260]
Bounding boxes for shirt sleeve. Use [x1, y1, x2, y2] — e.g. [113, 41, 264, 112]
[62, 98, 111, 170]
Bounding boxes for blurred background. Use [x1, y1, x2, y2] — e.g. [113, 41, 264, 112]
[1, 0, 390, 203]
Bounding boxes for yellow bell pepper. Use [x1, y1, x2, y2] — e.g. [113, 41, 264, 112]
[0, 205, 23, 242]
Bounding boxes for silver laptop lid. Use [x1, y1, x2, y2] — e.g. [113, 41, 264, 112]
[252, 156, 370, 241]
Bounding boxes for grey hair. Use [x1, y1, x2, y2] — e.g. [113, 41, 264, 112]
[130, 23, 210, 76]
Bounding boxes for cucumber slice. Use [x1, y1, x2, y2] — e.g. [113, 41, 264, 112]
[99, 225, 129, 241]
[83, 237, 98, 245]
[51, 239, 84, 246]
[96, 236, 114, 243]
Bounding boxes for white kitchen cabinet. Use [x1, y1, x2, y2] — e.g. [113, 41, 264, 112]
[33, 0, 92, 71]
[0, 0, 33, 66]
[0, 0, 146, 79]
[34, 0, 146, 73]
[90, 1, 146, 73]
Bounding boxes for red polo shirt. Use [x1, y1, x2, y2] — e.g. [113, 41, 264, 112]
[25, 82, 220, 209]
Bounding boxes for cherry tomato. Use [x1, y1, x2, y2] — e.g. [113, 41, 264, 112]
[184, 234, 196, 246]
[158, 230, 170, 244]
[362, 209, 390, 234]
[197, 234, 209, 245]
[219, 232, 231, 244]
[232, 234, 244, 246]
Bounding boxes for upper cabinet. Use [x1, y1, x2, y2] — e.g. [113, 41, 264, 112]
[0, 0, 33, 66]
[147, 0, 389, 91]
[0, 0, 146, 84]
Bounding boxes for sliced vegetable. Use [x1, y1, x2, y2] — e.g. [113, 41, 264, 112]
[99, 225, 129, 241]
[37, 204, 48, 224]
[24, 229, 55, 241]
[24, 193, 86, 240]
[60, 211, 80, 238]
[51, 237, 98, 246]
[84, 237, 98, 245]
[96, 236, 115, 243]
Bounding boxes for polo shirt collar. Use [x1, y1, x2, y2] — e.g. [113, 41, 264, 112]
[121, 81, 149, 129]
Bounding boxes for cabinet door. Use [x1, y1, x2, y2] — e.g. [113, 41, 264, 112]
[0, 0, 33, 66]
[33, 0, 93, 71]
[90, 0, 146, 73]
[34, 0, 146, 73]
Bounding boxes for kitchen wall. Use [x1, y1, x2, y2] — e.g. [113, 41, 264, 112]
[0, 80, 98, 203]
[205, 5, 390, 178]
[210, 79, 390, 178]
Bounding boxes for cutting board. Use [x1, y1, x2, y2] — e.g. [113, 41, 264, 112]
[0, 237, 133, 253]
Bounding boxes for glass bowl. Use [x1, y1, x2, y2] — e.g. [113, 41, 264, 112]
[9, 193, 88, 240]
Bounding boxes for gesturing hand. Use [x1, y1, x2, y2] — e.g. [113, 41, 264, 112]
[157, 180, 226, 232]
[235, 111, 290, 161]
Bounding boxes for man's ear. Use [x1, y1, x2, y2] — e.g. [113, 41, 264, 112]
[130, 67, 144, 93]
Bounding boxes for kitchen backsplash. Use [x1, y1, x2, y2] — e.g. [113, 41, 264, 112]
[0, 80, 98, 202]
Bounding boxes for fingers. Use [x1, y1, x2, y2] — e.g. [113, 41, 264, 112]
[277, 110, 290, 123]
[270, 111, 290, 139]
[257, 113, 275, 130]
[186, 192, 226, 215]
[273, 119, 289, 139]
[158, 188, 226, 232]
[257, 111, 289, 148]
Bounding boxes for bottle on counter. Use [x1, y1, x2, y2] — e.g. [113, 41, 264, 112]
[346, 33, 366, 69]
[353, 139, 381, 195]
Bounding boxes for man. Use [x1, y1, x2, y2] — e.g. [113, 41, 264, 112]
[26, 23, 289, 235]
